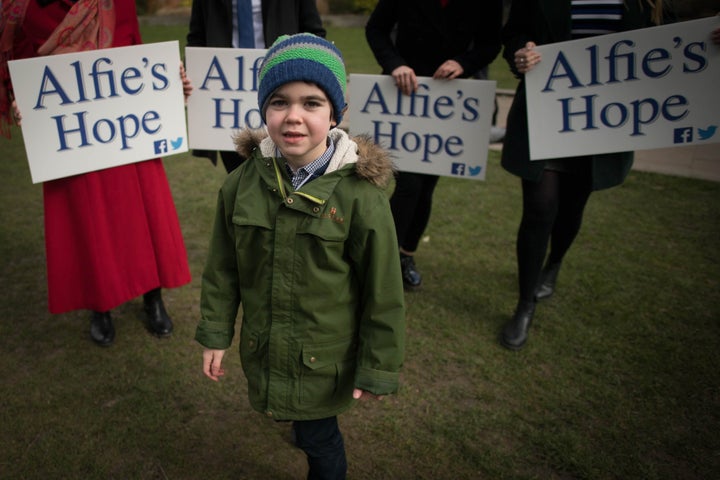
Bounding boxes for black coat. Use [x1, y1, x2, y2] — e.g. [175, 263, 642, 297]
[365, 0, 503, 77]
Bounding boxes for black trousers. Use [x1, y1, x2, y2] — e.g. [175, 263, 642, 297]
[293, 416, 347, 480]
[390, 171, 440, 253]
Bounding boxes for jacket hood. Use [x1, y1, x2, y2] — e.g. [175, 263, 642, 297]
[233, 128, 395, 188]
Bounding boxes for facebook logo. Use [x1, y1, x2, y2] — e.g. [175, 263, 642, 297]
[673, 127, 693, 144]
[154, 139, 168, 154]
[451, 163, 466, 176]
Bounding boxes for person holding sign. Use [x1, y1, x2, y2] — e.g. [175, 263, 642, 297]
[196, 34, 405, 479]
[365, 0, 503, 290]
[186, 0, 326, 173]
[499, 0, 672, 350]
[0, 0, 191, 347]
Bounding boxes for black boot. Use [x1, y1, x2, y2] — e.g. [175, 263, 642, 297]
[90, 311, 115, 347]
[400, 254, 422, 290]
[500, 300, 536, 350]
[143, 288, 173, 338]
[534, 262, 561, 301]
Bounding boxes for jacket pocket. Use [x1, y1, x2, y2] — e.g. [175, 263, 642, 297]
[299, 337, 356, 406]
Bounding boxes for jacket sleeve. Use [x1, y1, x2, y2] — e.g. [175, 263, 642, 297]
[195, 182, 242, 350]
[349, 187, 406, 396]
[365, 0, 406, 75]
[501, 0, 535, 79]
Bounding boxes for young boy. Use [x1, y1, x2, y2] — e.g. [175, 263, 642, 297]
[196, 33, 406, 479]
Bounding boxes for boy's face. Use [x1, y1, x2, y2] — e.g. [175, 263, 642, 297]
[265, 81, 335, 169]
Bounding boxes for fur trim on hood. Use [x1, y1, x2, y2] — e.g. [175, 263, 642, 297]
[233, 128, 395, 188]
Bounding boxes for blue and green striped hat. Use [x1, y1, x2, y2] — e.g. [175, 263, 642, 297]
[258, 33, 347, 125]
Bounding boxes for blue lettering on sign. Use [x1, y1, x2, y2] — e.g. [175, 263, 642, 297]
[52, 110, 162, 151]
[30, 52, 175, 152]
[540, 33, 712, 139]
[211, 98, 263, 129]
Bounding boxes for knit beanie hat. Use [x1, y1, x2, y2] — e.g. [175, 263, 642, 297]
[258, 33, 347, 125]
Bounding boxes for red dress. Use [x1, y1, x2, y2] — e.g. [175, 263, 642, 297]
[15, 0, 191, 313]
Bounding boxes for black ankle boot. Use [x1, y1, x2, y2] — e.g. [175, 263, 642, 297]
[143, 288, 173, 338]
[90, 311, 115, 347]
[534, 262, 561, 301]
[500, 300, 536, 350]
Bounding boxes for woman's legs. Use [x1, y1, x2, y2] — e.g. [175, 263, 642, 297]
[516, 172, 561, 302]
[535, 171, 593, 299]
[502, 169, 592, 349]
[546, 173, 593, 266]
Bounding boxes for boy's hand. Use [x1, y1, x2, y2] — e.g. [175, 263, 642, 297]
[353, 388, 383, 401]
[202, 348, 226, 381]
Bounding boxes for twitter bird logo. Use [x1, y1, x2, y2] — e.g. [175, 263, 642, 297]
[698, 125, 717, 141]
[171, 137, 184, 150]
[468, 166, 483, 176]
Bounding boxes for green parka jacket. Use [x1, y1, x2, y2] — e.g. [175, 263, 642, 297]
[196, 128, 406, 421]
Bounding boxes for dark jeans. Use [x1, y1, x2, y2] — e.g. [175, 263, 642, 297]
[390, 171, 440, 253]
[293, 417, 347, 480]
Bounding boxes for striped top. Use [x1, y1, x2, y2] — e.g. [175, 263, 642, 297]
[571, 0, 624, 38]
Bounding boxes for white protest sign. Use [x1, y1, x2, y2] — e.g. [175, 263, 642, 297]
[526, 16, 720, 160]
[348, 74, 495, 180]
[185, 47, 267, 151]
[9, 41, 188, 183]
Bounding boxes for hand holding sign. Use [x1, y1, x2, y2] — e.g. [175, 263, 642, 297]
[514, 42, 541, 74]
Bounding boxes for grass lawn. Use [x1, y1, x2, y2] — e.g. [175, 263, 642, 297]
[0, 21, 717, 480]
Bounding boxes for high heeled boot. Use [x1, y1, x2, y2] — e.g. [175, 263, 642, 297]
[500, 300, 536, 350]
[534, 262, 561, 301]
[90, 311, 115, 347]
[143, 288, 173, 337]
